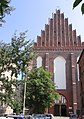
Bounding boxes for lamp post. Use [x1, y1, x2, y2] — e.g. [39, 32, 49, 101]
[23, 79, 26, 115]
[21, 70, 27, 115]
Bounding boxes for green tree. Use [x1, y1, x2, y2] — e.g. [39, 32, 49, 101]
[10, 79, 24, 114]
[0, 31, 35, 113]
[25, 67, 59, 114]
[73, 0, 84, 14]
[0, 0, 14, 26]
[12, 99, 22, 114]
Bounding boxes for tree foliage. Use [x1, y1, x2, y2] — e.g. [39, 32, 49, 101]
[12, 98, 23, 114]
[25, 67, 59, 114]
[0, 0, 14, 26]
[0, 31, 35, 111]
[73, 0, 84, 14]
[0, 76, 16, 106]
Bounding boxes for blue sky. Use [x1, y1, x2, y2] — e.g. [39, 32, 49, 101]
[0, 0, 84, 43]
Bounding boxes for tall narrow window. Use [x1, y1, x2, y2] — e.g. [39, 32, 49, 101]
[37, 56, 42, 68]
[54, 56, 66, 89]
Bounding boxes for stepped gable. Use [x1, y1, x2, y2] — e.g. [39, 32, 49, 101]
[34, 10, 84, 51]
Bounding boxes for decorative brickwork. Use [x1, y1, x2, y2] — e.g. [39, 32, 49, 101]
[34, 10, 84, 49]
[33, 10, 84, 116]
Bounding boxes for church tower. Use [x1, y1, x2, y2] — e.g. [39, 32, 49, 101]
[33, 10, 84, 116]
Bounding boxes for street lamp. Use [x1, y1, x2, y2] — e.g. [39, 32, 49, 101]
[23, 79, 26, 115]
[21, 71, 27, 115]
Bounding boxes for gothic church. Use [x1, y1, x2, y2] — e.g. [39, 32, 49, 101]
[33, 10, 84, 116]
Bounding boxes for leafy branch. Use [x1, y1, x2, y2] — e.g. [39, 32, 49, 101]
[0, 0, 15, 26]
[73, 0, 84, 14]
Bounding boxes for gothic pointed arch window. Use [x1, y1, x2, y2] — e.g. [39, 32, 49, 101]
[54, 56, 66, 89]
[37, 56, 42, 68]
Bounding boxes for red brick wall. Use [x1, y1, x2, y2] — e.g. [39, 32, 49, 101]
[78, 49, 84, 115]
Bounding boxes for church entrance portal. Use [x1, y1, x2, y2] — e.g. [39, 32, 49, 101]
[54, 95, 67, 116]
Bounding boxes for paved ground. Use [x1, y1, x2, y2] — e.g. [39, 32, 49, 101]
[55, 116, 69, 119]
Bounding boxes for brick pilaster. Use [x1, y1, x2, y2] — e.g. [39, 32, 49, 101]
[77, 35, 81, 46]
[49, 18, 53, 46]
[45, 53, 49, 71]
[45, 24, 49, 47]
[69, 24, 72, 46]
[53, 13, 56, 46]
[60, 13, 65, 46]
[56, 10, 60, 46]
[41, 30, 45, 46]
[65, 18, 69, 46]
[37, 36, 41, 46]
[72, 30, 77, 46]
[71, 53, 77, 114]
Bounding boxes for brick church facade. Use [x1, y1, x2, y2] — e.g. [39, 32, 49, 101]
[33, 10, 84, 116]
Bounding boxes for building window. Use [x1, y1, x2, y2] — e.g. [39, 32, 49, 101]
[54, 56, 66, 89]
[37, 56, 42, 68]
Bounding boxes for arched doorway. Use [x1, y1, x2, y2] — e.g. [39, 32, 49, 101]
[54, 95, 67, 116]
